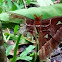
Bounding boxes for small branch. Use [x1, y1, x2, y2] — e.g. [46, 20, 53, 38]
[0, 21, 7, 62]
[12, 34, 22, 62]
[33, 25, 38, 61]
[23, 0, 27, 8]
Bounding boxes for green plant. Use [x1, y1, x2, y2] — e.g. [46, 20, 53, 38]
[12, 34, 22, 62]
[0, 0, 36, 13]
[60, 0, 62, 3]
[3, 25, 35, 62]
[0, 4, 62, 25]
[0, 1, 62, 62]
[6, 45, 14, 56]
[16, 45, 35, 61]
[37, 0, 54, 6]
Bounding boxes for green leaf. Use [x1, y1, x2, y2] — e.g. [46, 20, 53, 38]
[9, 18, 24, 24]
[0, 7, 2, 13]
[16, 45, 35, 61]
[6, 0, 12, 9]
[0, 0, 2, 3]
[20, 45, 35, 56]
[20, 3, 24, 9]
[60, 0, 62, 3]
[6, 45, 14, 56]
[3, 33, 10, 42]
[11, 3, 17, 11]
[4, 43, 8, 48]
[51, 0, 55, 2]
[0, 4, 62, 24]
[17, 56, 32, 61]
[13, 4, 62, 20]
[10, 34, 18, 42]
[37, 0, 53, 6]
[19, 36, 29, 44]
[14, 25, 19, 34]
[30, 52, 35, 56]
[26, 0, 32, 5]
[13, 2, 20, 9]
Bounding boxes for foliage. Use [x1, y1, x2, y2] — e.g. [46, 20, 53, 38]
[16, 45, 35, 61]
[0, 4, 62, 26]
[0, 0, 55, 13]
[0, 0, 23, 13]
[51, 0, 55, 2]
[12, 34, 22, 62]
[37, 0, 53, 6]
[60, 0, 62, 3]
[3, 25, 35, 62]
[0, 1, 62, 29]
[14, 25, 19, 34]
[0, 0, 62, 62]
[10, 4, 62, 20]
[3, 33, 10, 42]
[0, 0, 36, 13]
[6, 45, 14, 56]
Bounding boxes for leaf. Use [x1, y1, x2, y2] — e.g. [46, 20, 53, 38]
[10, 34, 18, 42]
[37, 0, 53, 6]
[9, 18, 24, 24]
[13, 2, 20, 9]
[3, 33, 10, 42]
[60, 0, 62, 3]
[6, 0, 12, 9]
[20, 37, 28, 44]
[0, 4, 62, 24]
[51, 0, 55, 2]
[16, 45, 35, 61]
[4, 43, 8, 48]
[20, 45, 35, 56]
[26, 0, 32, 5]
[11, 4, 62, 20]
[0, 0, 2, 3]
[17, 56, 32, 61]
[19, 35, 29, 44]
[20, 3, 24, 9]
[11, 3, 17, 11]
[30, 52, 35, 56]
[0, 7, 2, 13]
[6, 45, 14, 56]
[14, 25, 19, 34]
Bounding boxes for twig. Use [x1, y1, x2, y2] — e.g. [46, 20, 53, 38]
[0, 21, 7, 62]
[33, 25, 38, 61]
[23, 0, 27, 8]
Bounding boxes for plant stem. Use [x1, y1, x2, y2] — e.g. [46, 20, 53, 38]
[23, 0, 27, 8]
[34, 25, 38, 61]
[12, 34, 22, 62]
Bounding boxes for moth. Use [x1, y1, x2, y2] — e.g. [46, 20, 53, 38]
[9, 12, 62, 60]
